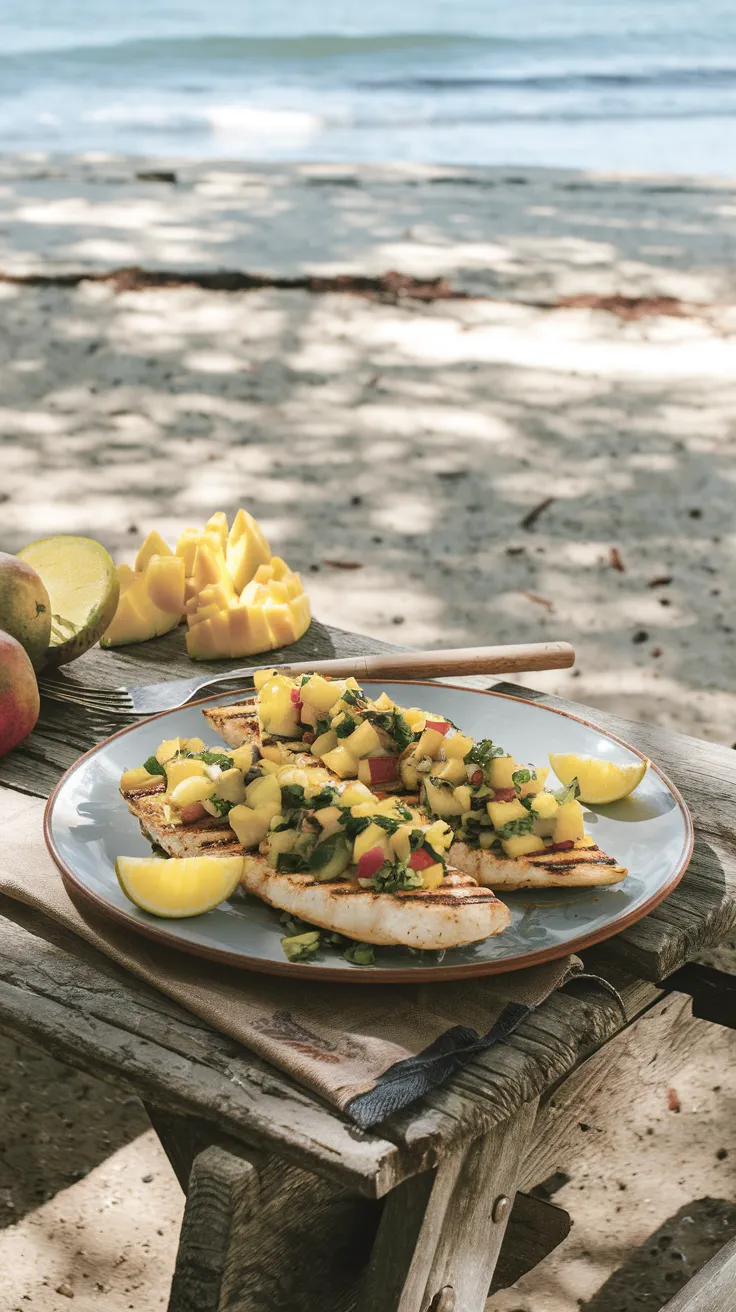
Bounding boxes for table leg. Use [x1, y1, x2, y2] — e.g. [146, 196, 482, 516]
[356, 1099, 539, 1312]
[146, 1105, 377, 1312]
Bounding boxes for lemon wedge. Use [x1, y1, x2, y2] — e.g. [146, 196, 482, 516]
[115, 855, 243, 918]
[18, 536, 119, 667]
[549, 753, 647, 805]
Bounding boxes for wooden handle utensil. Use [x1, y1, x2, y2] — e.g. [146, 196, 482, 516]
[262, 642, 574, 683]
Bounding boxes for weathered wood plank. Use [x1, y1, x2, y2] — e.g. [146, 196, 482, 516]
[148, 1104, 570, 1309]
[659, 1234, 736, 1312]
[663, 962, 736, 1029]
[171, 1142, 376, 1312]
[489, 1193, 571, 1295]
[382, 961, 660, 1168]
[168, 1144, 260, 1312]
[0, 894, 674, 1194]
[520, 989, 713, 1191]
[0, 898, 400, 1197]
[357, 1100, 538, 1312]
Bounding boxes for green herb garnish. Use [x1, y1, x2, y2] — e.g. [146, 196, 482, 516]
[493, 814, 535, 840]
[371, 814, 402, 835]
[341, 687, 369, 709]
[343, 942, 377, 966]
[512, 767, 532, 793]
[552, 778, 581, 806]
[210, 796, 234, 817]
[364, 709, 414, 752]
[279, 911, 317, 936]
[276, 852, 310, 873]
[464, 739, 505, 767]
[187, 749, 234, 769]
[307, 830, 348, 870]
[280, 783, 306, 810]
[334, 712, 358, 739]
[281, 932, 321, 962]
[337, 811, 371, 838]
[143, 756, 166, 778]
[368, 861, 424, 894]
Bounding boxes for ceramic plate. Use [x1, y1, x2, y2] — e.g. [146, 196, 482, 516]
[45, 681, 693, 982]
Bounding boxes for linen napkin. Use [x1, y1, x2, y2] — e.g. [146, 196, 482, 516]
[1, 791, 578, 1128]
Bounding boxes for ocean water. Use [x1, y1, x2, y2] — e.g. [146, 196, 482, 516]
[1, 0, 736, 172]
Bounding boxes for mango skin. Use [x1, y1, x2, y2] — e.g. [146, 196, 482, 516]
[0, 552, 51, 670]
[0, 630, 40, 755]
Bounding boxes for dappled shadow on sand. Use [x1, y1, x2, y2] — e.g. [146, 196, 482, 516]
[0, 270, 735, 744]
[578, 1197, 736, 1311]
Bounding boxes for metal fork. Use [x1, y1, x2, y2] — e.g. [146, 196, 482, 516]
[37, 641, 575, 720]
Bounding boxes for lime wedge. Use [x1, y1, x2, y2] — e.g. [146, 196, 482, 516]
[115, 855, 243, 917]
[549, 752, 647, 805]
[17, 536, 119, 667]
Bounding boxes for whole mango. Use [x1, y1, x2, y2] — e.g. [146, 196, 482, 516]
[0, 552, 51, 670]
[0, 630, 40, 755]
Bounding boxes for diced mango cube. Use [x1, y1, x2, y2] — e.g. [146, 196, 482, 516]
[531, 791, 559, 819]
[344, 720, 382, 759]
[502, 833, 545, 858]
[519, 766, 550, 797]
[321, 746, 360, 779]
[488, 756, 518, 789]
[553, 800, 585, 843]
[443, 732, 474, 761]
[487, 797, 528, 828]
[300, 672, 342, 714]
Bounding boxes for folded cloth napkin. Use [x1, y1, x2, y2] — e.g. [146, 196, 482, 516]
[1, 791, 578, 1128]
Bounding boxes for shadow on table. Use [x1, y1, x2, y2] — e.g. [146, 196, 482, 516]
[578, 1197, 736, 1311]
[0, 1032, 148, 1229]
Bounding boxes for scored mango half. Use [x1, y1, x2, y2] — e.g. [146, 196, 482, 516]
[101, 509, 311, 658]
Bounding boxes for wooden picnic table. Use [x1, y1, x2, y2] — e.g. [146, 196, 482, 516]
[1, 620, 735, 1312]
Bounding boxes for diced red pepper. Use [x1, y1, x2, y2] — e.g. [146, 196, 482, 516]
[356, 847, 386, 880]
[425, 719, 450, 735]
[543, 839, 576, 853]
[491, 786, 517, 802]
[368, 756, 398, 784]
[179, 801, 207, 824]
[302, 730, 315, 745]
[408, 847, 437, 871]
[470, 769, 484, 787]
[290, 689, 302, 707]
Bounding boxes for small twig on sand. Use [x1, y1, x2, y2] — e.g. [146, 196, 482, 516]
[520, 496, 556, 531]
[522, 591, 555, 614]
[609, 546, 626, 573]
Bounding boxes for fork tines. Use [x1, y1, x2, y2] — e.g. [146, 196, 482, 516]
[38, 677, 136, 717]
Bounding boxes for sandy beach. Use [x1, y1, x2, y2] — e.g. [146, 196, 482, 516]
[0, 156, 734, 1310]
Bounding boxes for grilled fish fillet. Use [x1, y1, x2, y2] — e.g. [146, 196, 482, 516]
[450, 841, 627, 889]
[121, 784, 510, 949]
[123, 782, 245, 859]
[203, 701, 262, 748]
[241, 860, 509, 949]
